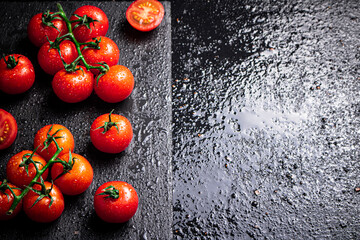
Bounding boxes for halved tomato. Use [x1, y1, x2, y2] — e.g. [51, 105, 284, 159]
[0, 109, 17, 150]
[126, 0, 164, 32]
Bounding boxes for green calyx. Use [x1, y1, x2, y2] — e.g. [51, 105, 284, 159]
[53, 150, 76, 181]
[19, 148, 43, 177]
[41, 125, 64, 152]
[27, 181, 54, 209]
[3, 54, 20, 69]
[71, 13, 100, 33]
[95, 110, 120, 134]
[97, 185, 119, 199]
[41, 10, 62, 32]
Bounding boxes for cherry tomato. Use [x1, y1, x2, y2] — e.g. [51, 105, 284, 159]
[94, 65, 134, 103]
[27, 12, 68, 47]
[23, 181, 64, 223]
[0, 54, 35, 95]
[0, 181, 22, 220]
[34, 124, 75, 161]
[126, 0, 165, 32]
[81, 36, 120, 75]
[51, 153, 93, 196]
[94, 181, 138, 223]
[90, 112, 133, 154]
[6, 150, 49, 188]
[0, 109, 17, 150]
[38, 40, 78, 75]
[70, 5, 109, 43]
[52, 66, 94, 103]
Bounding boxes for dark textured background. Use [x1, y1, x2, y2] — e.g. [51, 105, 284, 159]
[172, 0, 360, 239]
[0, 1, 172, 239]
[0, 0, 359, 239]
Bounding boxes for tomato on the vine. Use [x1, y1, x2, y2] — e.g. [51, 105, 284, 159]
[23, 181, 64, 223]
[0, 109, 17, 150]
[70, 5, 109, 43]
[6, 150, 49, 188]
[94, 65, 134, 103]
[27, 12, 68, 47]
[0, 181, 22, 220]
[38, 40, 78, 75]
[34, 124, 75, 161]
[51, 152, 93, 196]
[0, 54, 35, 95]
[90, 111, 133, 154]
[94, 181, 139, 223]
[81, 36, 120, 75]
[52, 66, 94, 103]
[126, 0, 165, 32]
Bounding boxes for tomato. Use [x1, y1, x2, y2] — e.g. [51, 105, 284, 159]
[94, 181, 138, 223]
[0, 109, 17, 150]
[81, 36, 120, 75]
[23, 181, 64, 223]
[51, 153, 93, 196]
[70, 5, 109, 43]
[6, 150, 48, 188]
[27, 12, 68, 47]
[38, 40, 78, 75]
[0, 54, 35, 95]
[34, 124, 75, 161]
[126, 0, 165, 32]
[94, 65, 134, 103]
[0, 181, 22, 220]
[90, 112, 133, 154]
[52, 66, 94, 103]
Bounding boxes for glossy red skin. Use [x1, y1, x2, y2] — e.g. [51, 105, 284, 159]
[81, 36, 120, 75]
[0, 54, 35, 95]
[52, 66, 94, 103]
[70, 5, 109, 43]
[0, 109, 17, 150]
[23, 181, 64, 223]
[51, 153, 93, 196]
[94, 65, 134, 103]
[94, 181, 138, 223]
[6, 150, 49, 188]
[28, 12, 68, 47]
[34, 124, 75, 162]
[0, 182, 22, 220]
[38, 40, 78, 75]
[126, 0, 165, 32]
[90, 113, 133, 154]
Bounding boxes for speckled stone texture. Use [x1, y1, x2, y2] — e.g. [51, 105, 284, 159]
[172, 0, 360, 239]
[0, 1, 172, 239]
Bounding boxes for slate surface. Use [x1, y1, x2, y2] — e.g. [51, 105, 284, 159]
[0, 1, 172, 239]
[172, 0, 360, 239]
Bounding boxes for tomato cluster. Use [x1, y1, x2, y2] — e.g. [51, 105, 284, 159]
[0, 2, 153, 224]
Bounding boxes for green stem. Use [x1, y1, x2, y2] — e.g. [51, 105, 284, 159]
[7, 146, 63, 215]
[55, 3, 108, 73]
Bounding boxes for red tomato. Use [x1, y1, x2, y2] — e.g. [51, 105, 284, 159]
[90, 112, 133, 154]
[0, 181, 22, 220]
[34, 124, 75, 161]
[51, 153, 93, 196]
[94, 65, 134, 103]
[0, 109, 17, 150]
[81, 36, 120, 75]
[38, 40, 78, 75]
[27, 12, 68, 47]
[70, 5, 109, 43]
[6, 150, 49, 188]
[23, 181, 64, 223]
[126, 0, 165, 32]
[0, 54, 35, 95]
[94, 181, 138, 223]
[52, 66, 94, 103]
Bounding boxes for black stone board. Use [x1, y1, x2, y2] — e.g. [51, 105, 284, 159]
[0, 1, 172, 240]
[172, 0, 359, 239]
